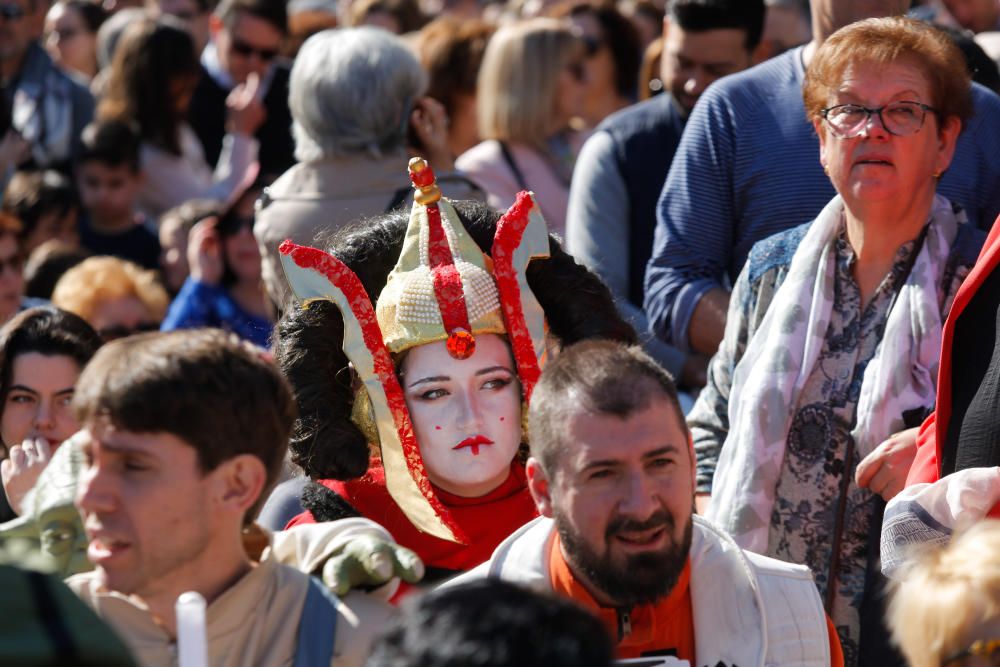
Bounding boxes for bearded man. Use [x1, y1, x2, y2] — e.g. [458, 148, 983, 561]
[451, 340, 843, 666]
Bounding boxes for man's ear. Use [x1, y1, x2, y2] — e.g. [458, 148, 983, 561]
[212, 454, 267, 518]
[526, 457, 554, 518]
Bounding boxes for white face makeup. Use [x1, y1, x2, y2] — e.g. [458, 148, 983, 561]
[401, 333, 522, 498]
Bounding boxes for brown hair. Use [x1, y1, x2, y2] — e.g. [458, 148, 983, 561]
[803, 17, 973, 130]
[347, 0, 426, 34]
[73, 329, 296, 521]
[528, 340, 684, 479]
[97, 18, 200, 156]
[414, 17, 495, 118]
[51, 256, 169, 326]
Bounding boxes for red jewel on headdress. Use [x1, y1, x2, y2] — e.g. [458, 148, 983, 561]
[446, 329, 476, 359]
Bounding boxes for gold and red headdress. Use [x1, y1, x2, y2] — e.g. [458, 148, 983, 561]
[279, 158, 550, 542]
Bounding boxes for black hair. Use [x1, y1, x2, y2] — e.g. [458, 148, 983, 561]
[23, 242, 90, 300]
[0, 306, 102, 448]
[365, 579, 614, 667]
[216, 0, 288, 34]
[77, 119, 142, 173]
[64, 0, 109, 33]
[1, 171, 78, 244]
[274, 199, 637, 480]
[667, 0, 766, 51]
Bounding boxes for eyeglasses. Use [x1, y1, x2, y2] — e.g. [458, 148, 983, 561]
[821, 101, 937, 139]
[216, 213, 254, 236]
[230, 37, 278, 62]
[944, 639, 1000, 666]
[0, 3, 25, 20]
[97, 322, 159, 342]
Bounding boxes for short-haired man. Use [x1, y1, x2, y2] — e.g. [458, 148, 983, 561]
[67, 330, 394, 666]
[453, 340, 843, 665]
[0, 0, 94, 171]
[189, 0, 295, 179]
[565, 0, 765, 394]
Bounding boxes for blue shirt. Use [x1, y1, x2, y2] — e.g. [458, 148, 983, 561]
[161, 277, 273, 348]
[645, 47, 1000, 351]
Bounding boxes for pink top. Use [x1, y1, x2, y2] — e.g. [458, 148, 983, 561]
[456, 139, 584, 237]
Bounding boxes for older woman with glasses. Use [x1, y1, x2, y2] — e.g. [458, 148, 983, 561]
[688, 17, 985, 663]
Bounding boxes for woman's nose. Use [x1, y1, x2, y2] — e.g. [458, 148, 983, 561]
[455, 389, 484, 431]
[33, 399, 55, 431]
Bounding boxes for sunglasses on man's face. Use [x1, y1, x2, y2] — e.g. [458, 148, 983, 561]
[230, 37, 278, 62]
[0, 3, 25, 20]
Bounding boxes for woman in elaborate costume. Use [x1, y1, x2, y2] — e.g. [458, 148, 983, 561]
[276, 158, 634, 584]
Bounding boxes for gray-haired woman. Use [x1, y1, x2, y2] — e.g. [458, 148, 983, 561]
[254, 26, 480, 307]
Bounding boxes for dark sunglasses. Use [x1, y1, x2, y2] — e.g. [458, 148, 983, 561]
[0, 3, 25, 20]
[230, 37, 278, 62]
[216, 213, 254, 236]
[97, 322, 159, 342]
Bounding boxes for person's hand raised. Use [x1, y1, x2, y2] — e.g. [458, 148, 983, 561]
[188, 217, 224, 286]
[226, 72, 267, 137]
[409, 96, 454, 173]
[1, 436, 53, 516]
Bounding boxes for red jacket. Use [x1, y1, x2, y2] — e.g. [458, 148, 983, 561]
[907, 214, 1000, 519]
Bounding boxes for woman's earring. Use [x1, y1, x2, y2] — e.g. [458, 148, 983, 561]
[822, 163, 830, 175]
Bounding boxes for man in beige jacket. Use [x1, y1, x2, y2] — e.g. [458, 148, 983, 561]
[65, 329, 395, 666]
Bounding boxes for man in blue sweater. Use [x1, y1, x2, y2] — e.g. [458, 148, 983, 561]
[566, 0, 766, 394]
[644, 0, 1000, 358]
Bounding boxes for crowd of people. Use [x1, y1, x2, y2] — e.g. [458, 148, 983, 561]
[3, 0, 1000, 665]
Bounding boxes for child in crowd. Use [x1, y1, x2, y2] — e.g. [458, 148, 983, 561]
[1, 170, 79, 255]
[157, 198, 218, 295]
[74, 120, 160, 269]
[161, 187, 273, 348]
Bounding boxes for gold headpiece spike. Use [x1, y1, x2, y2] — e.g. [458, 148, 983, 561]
[409, 157, 441, 205]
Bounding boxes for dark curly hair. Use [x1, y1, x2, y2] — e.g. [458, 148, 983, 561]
[274, 199, 637, 481]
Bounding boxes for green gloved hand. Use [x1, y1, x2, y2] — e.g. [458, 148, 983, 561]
[321, 534, 424, 596]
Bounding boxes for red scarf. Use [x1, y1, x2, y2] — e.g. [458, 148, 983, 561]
[288, 461, 539, 573]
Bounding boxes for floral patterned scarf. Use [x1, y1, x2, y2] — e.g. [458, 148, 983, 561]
[707, 194, 961, 553]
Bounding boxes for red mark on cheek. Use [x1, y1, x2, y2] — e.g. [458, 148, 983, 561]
[435, 426, 442, 430]
[499, 417, 505, 422]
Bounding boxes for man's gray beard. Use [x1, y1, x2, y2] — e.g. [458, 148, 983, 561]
[554, 508, 693, 608]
